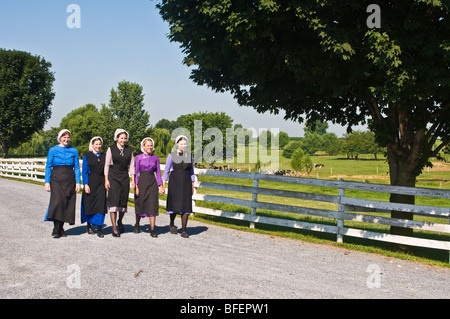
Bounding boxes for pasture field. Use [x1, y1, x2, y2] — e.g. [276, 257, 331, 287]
[182, 152, 450, 266]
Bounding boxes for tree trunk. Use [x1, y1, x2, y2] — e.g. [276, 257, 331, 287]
[383, 104, 429, 252]
[386, 144, 417, 252]
[2, 145, 9, 159]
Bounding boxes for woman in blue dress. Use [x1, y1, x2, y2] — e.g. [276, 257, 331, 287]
[81, 136, 107, 238]
[44, 129, 81, 238]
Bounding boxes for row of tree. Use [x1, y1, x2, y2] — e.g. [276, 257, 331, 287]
[283, 131, 384, 159]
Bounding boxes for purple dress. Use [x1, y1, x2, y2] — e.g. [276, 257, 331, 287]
[134, 154, 163, 217]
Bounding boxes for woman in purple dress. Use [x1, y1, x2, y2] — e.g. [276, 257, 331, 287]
[133, 137, 165, 237]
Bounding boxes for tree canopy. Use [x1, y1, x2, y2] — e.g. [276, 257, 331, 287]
[158, 0, 450, 240]
[105, 80, 150, 150]
[0, 49, 55, 157]
[157, 0, 450, 188]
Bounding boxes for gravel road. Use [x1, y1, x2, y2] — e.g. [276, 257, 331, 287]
[0, 178, 449, 299]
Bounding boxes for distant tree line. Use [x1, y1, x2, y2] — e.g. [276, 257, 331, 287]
[282, 120, 385, 160]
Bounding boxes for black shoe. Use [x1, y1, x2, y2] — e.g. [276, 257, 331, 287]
[87, 223, 94, 235]
[181, 231, 189, 238]
[112, 229, 120, 237]
[133, 224, 141, 234]
[97, 226, 104, 238]
[118, 221, 125, 234]
[60, 229, 67, 237]
[150, 230, 158, 238]
[52, 221, 61, 238]
[170, 226, 178, 235]
[52, 228, 60, 238]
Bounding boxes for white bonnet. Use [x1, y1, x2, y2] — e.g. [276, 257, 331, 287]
[57, 129, 71, 143]
[175, 135, 188, 144]
[114, 129, 129, 141]
[140, 137, 155, 153]
[89, 136, 103, 152]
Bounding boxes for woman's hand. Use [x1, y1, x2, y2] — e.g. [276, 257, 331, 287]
[105, 178, 110, 191]
[84, 184, 90, 194]
[75, 184, 81, 193]
[159, 185, 165, 195]
[45, 183, 51, 192]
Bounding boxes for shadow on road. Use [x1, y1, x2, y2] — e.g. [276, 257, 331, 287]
[64, 224, 209, 237]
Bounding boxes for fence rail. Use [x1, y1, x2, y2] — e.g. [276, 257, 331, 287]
[1, 158, 449, 260]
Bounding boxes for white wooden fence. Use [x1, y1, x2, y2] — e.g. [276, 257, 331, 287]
[1, 158, 449, 261]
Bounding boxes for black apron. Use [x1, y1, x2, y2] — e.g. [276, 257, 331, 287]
[166, 151, 193, 213]
[46, 166, 76, 225]
[81, 152, 107, 215]
[107, 144, 133, 209]
[134, 170, 159, 215]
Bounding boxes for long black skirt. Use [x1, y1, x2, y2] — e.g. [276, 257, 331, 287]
[134, 171, 159, 216]
[107, 168, 130, 211]
[166, 170, 192, 213]
[81, 172, 106, 226]
[45, 166, 76, 225]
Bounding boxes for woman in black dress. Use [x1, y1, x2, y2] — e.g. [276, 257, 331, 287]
[162, 135, 195, 238]
[104, 129, 135, 237]
[81, 136, 107, 238]
[44, 129, 81, 238]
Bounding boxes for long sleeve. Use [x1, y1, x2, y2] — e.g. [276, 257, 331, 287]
[73, 148, 81, 184]
[104, 147, 112, 176]
[190, 154, 195, 182]
[82, 155, 90, 185]
[155, 156, 163, 186]
[44, 147, 55, 183]
[129, 153, 135, 175]
[162, 153, 173, 181]
[134, 155, 141, 185]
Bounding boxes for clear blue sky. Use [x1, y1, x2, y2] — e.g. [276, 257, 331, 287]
[0, 0, 365, 137]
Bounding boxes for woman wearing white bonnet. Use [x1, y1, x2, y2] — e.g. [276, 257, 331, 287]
[162, 135, 195, 238]
[44, 129, 81, 237]
[104, 129, 135, 237]
[80, 136, 107, 238]
[133, 137, 164, 237]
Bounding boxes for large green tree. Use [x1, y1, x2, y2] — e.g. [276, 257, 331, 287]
[158, 0, 450, 239]
[0, 49, 55, 157]
[106, 80, 150, 151]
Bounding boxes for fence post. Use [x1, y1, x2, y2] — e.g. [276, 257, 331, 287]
[25, 159, 30, 179]
[33, 159, 37, 181]
[337, 179, 345, 243]
[249, 172, 259, 229]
